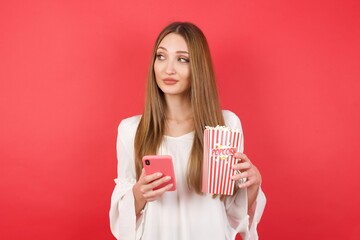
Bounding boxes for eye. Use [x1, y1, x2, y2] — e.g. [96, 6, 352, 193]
[178, 57, 189, 63]
[156, 53, 165, 61]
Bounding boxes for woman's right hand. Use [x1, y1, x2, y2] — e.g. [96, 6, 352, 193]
[132, 168, 173, 215]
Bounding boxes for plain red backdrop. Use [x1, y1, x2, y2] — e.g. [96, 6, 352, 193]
[1, 0, 359, 239]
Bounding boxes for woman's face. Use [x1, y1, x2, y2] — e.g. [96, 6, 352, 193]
[154, 33, 191, 97]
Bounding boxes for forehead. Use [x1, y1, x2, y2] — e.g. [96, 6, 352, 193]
[158, 33, 188, 52]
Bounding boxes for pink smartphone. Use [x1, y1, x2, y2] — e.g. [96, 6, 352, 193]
[142, 155, 176, 191]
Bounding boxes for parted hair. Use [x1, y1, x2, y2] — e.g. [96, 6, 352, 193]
[134, 22, 225, 194]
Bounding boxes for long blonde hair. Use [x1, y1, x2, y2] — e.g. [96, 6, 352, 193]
[134, 22, 224, 194]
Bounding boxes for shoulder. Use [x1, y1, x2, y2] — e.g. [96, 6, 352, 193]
[117, 115, 141, 136]
[222, 110, 243, 130]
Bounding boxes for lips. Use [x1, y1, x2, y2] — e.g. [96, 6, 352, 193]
[163, 78, 178, 85]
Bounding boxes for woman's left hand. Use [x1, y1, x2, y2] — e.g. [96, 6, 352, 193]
[231, 152, 262, 190]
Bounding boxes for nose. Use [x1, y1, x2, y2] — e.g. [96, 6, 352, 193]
[165, 59, 176, 75]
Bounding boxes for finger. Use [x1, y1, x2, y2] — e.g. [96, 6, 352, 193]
[140, 175, 171, 193]
[139, 168, 146, 179]
[143, 172, 163, 184]
[231, 170, 251, 180]
[231, 172, 250, 186]
[238, 177, 255, 188]
[232, 161, 252, 171]
[143, 183, 174, 201]
[148, 176, 172, 190]
[231, 174, 245, 182]
[234, 153, 250, 161]
[238, 170, 261, 188]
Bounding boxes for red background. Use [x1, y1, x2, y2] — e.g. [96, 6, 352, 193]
[1, 0, 359, 239]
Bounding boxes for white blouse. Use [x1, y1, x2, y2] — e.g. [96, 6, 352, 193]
[110, 110, 266, 240]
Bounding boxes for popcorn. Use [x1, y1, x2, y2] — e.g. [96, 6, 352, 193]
[202, 126, 243, 195]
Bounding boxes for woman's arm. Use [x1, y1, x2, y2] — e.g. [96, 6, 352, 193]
[109, 117, 140, 239]
[231, 152, 262, 212]
[132, 169, 174, 217]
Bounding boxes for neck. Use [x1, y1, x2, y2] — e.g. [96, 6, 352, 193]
[164, 94, 193, 121]
[163, 94, 194, 137]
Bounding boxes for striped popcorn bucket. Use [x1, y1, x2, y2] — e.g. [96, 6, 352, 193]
[202, 126, 243, 195]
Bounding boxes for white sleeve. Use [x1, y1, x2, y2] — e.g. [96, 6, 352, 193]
[248, 188, 266, 239]
[109, 117, 145, 240]
[223, 110, 266, 240]
[225, 187, 266, 240]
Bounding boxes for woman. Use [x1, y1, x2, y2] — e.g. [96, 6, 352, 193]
[110, 22, 266, 240]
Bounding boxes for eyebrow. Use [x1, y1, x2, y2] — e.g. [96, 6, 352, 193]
[157, 46, 189, 54]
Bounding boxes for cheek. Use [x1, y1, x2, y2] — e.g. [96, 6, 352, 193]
[153, 63, 161, 79]
[177, 64, 190, 77]
[153, 62, 159, 74]
[183, 67, 191, 83]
